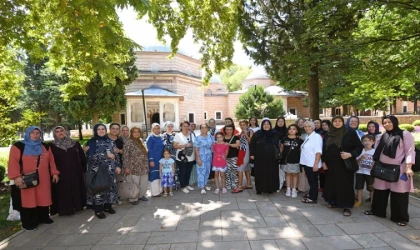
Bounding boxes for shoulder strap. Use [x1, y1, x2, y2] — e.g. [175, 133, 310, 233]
[14, 142, 25, 174]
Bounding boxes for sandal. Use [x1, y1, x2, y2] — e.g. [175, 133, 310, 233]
[327, 204, 337, 208]
[303, 194, 309, 198]
[397, 222, 407, 226]
[242, 186, 253, 189]
[364, 210, 374, 215]
[301, 198, 317, 204]
[231, 188, 243, 193]
[343, 209, 351, 217]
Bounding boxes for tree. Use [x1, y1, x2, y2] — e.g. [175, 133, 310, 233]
[238, 0, 364, 119]
[234, 86, 285, 119]
[220, 65, 252, 91]
[64, 48, 138, 138]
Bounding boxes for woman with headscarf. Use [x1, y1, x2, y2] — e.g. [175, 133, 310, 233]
[345, 116, 365, 140]
[146, 123, 165, 197]
[50, 126, 87, 216]
[123, 127, 149, 204]
[322, 116, 363, 216]
[120, 125, 130, 140]
[314, 119, 323, 134]
[319, 119, 331, 192]
[8, 126, 60, 231]
[86, 124, 121, 219]
[162, 121, 179, 190]
[321, 120, 331, 138]
[274, 117, 288, 191]
[365, 116, 415, 227]
[367, 120, 381, 142]
[250, 119, 281, 194]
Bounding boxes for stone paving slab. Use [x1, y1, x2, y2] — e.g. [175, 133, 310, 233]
[3, 182, 420, 250]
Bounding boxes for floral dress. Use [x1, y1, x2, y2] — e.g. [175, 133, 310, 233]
[162, 132, 179, 190]
[86, 138, 119, 206]
[195, 135, 214, 188]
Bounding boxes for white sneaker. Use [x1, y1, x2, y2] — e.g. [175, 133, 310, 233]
[205, 186, 211, 191]
[285, 188, 291, 197]
[201, 189, 206, 194]
[292, 189, 297, 198]
[214, 189, 220, 194]
[222, 188, 227, 194]
[186, 186, 194, 191]
[182, 188, 190, 194]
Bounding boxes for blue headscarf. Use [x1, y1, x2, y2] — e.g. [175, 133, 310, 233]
[86, 124, 108, 157]
[22, 126, 43, 156]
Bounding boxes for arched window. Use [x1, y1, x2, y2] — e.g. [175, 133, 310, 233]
[206, 89, 212, 95]
[163, 103, 175, 122]
[131, 102, 144, 122]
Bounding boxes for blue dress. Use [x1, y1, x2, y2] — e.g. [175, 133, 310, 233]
[195, 134, 214, 188]
[146, 134, 164, 183]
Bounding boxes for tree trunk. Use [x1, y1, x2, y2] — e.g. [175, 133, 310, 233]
[77, 120, 83, 141]
[307, 65, 320, 119]
[92, 112, 99, 125]
[392, 98, 397, 114]
[331, 107, 336, 117]
[413, 97, 418, 114]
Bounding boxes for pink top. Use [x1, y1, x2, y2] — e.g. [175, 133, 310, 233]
[212, 143, 229, 167]
[373, 131, 416, 193]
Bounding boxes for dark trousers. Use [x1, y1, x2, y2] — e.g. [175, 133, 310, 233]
[371, 189, 409, 223]
[94, 203, 112, 213]
[177, 160, 194, 188]
[20, 206, 50, 230]
[304, 166, 319, 201]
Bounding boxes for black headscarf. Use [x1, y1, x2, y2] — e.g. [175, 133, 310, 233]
[86, 124, 109, 157]
[274, 117, 287, 137]
[367, 120, 380, 137]
[326, 116, 347, 149]
[373, 116, 403, 160]
[260, 119, 276, 141]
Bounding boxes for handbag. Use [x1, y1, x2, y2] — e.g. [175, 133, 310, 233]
[343, 158, 359, 172]
[118, 175, 140, 199]
[20, 155, 40, 189]
[371, 161, 400, 182]
[86, 165, 113, 195]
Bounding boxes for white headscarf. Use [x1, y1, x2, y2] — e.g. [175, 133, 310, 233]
[151, 123, 161, 136]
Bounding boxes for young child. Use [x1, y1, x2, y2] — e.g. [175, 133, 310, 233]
[281, 124, 304, 198]
[354, 135, 375, 207]
[159, 149, 175, 197]
[212, 132, 229, 194]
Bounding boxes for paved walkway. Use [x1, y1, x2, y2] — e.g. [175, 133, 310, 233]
[2, 183, 420, 250]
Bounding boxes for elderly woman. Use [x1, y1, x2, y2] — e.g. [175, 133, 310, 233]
[86, 124, 121, 219]
[174, 121, 196, 194]
[50, 126, 86, 216]
[123, 127, 149, 204]
[121, 125, 130, 140]
[322, 116, 363, 216]
[250, 119, 280, 194]
[365, 116, 415, 227]
[108, 123, 124, 163]
[162, 121, 179, 190]
[195, 124, 214, 194]
[8, 126, 59, 231]
[146, 123, 165, 197]
[300, 121, 323, 204]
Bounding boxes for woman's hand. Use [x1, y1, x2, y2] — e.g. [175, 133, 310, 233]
[107, 152, 115, 160]
[124, 168, 131, 175]
[116, 167, 121, 175]
[340, 152, 352, 160]
[84, 146, 90, 152]
[406, 167, 414, 178]
[185, 143, 192, 147]
[52, 174, 59, 183]
[114, 148, 120, 154]
[14, 177, 24, 188]
[313, 165, 319, 172]
[197, 158, 202, 166]
[250, 156, 254, 160]
[150, 162, 155, 167]
[322, 162, 328, 170]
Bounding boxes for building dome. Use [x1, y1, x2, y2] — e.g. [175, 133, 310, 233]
[209, 75, 223, 84]
[142, 45, 189, 57]
[244, 68, 269, 80]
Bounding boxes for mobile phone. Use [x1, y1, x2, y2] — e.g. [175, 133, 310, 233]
[400, 173, 408, 181]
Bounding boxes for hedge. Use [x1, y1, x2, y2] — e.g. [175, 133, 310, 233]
[0, 165, 5, 182]
[399, 124, 414, 132]
[412, 120, 420, 126]
[358, 124, 368, 132]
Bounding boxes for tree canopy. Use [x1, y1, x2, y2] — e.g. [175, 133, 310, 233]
[220, 65, 252, 91]
[234, 86, 285, 119]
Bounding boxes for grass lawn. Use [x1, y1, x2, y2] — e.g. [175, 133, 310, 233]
[0, 192, 21, 241]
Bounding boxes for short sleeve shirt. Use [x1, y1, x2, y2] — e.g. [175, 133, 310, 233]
[281, 136, 304, 164]
[159, 158, 175, 173]
[299, 132, 323, 168]
[212, 143, 229, 167]
[174, 132, 196, 162]
[356, 148, 375, 175]
[224, 136, 239, 158]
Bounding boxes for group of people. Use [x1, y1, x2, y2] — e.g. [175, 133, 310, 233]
[8, 114, 416, 231]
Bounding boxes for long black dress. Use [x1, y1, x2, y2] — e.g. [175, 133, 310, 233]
[250, 130, 280, 193]
[322, 130, 363, 208]
[50, 142, 87, 215]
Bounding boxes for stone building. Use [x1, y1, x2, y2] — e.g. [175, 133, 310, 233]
[113, 46, 309, 130]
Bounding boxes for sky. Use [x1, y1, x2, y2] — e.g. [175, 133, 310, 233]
[116, 7, 256, 68]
